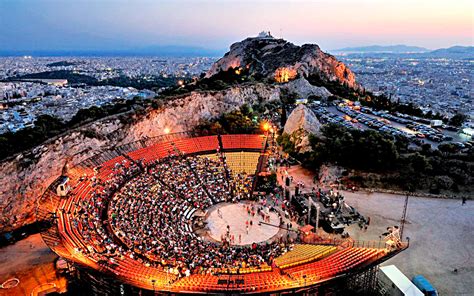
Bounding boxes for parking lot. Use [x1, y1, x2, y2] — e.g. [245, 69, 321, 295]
[308, 102, 472, 149]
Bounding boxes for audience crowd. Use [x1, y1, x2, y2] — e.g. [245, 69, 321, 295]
[69, 160, 142, 262]
[71, 153, 287, 278]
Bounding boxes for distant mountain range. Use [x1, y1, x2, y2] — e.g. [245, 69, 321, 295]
[332, 45, 428, 54]
[1, 44, 472, 59]
[427, 46, 474, 57]
[331, 45, 474, 59]
[0, 46, 225, 57]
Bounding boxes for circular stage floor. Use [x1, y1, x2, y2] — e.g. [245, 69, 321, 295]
[206, 202, 280, 246]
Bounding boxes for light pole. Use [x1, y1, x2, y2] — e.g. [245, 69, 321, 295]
[307, 194, 311, 225]
[315, 205, 320, 234]
[400, 192, 410, 240]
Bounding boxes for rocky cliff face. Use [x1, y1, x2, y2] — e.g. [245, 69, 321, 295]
[0, 83, 280, 233]
[281, 77, 331, 100]
[283, 104, 322, 153]
[206, 36, 361, 91]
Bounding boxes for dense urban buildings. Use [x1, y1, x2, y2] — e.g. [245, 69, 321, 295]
[0, 57, 215, 133]
[340, 55, 473, 121]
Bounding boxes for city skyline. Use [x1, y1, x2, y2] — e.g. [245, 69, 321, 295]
[1, 0, 472, 53]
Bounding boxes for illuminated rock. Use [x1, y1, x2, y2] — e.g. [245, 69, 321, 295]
[275, 67, 297, 83]
[281, 77, 331, 100]
[206, 35, 361, 91]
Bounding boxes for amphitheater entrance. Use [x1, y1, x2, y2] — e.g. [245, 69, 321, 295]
[204, 202, 281, 246]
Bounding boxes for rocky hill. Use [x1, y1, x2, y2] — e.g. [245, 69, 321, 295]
[206, 35, 361, 91]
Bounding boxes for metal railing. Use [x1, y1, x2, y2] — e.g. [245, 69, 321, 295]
[301, 235, 408, 252]
[76, 131, 195, 169]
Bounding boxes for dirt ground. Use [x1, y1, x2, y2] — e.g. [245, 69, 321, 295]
[278, 165, 474, 296]
[0, 234, 66, 296]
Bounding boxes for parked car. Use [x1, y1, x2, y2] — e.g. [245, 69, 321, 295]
[412, 275, 438, 296]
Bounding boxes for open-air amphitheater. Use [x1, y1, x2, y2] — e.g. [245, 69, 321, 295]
[36, 133, 407, 295]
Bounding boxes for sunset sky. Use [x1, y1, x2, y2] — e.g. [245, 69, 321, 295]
[1, 0, 472, 52]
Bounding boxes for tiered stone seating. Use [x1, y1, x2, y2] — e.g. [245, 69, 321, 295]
[127, 141, 174, 164]
[100, 155, 126, 170]
[56, 175, 175, 290]
[97, 156, 128, 179]
[213, 263, 272, 275]
[221, 134, 266, 150]
[172, 269, 293, 293]
[65, 182, 104, 253]
[237, 270, 293, 292]
[285, 247, 387, 282]
[67, 164, 94, 181]
[172, 138, 201, 154]
[172, 274, 220, 292]
[112, 257, 175, 290]
[193, 136, 219, 152]
[57, 180, 101, 260]
[198, 153, 221, 162]
[274, 244, 338, 269]
[224, 152, 260, 175]
[241, 134, 266, 150]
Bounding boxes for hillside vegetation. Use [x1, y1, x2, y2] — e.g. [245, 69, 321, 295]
[279, 124, 474, 195]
